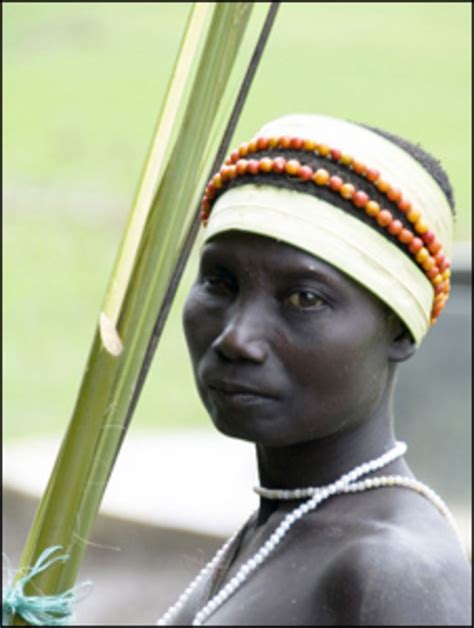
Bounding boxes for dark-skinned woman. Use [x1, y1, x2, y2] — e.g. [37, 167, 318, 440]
[157, 114, 471, 626]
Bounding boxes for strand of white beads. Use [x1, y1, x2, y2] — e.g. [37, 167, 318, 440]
[191, 485, 344, 625]
[156, 441, 406, 626]
[156, 532, 239, 626]
[253, 440, 407, 500]
[341, 475, 465, 552]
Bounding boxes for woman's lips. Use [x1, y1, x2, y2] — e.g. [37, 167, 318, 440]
[205, 379, 279, 406]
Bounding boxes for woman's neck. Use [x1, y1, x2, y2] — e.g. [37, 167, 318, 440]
[255, 407, 401, 524]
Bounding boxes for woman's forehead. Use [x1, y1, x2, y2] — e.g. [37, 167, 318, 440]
[204, 230, 323, 264]
[202, 231, 355, 287]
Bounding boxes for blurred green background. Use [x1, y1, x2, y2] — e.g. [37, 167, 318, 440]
[3, 2, 471, 441]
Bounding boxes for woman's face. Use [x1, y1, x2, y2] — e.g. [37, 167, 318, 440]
[183, 231, 395, 446]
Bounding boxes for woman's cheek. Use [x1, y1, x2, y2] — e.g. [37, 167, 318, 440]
[183, 285, 221, 354]
[183, 287, 204, 345]
[182, 284, 199, 326]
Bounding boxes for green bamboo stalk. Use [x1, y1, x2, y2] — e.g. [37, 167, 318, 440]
[102, 3, 212, 328]
[10, 3, 271, 622]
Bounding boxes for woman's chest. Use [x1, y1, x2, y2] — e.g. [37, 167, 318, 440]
[165, 530, 349, 626]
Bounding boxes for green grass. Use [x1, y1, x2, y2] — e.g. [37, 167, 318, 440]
[3, 210, 209, 440]
[3, 2, 471, 441]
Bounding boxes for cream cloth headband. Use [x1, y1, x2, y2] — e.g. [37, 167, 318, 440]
[258, 114, 453, 255]
[202, 114, 454, 344]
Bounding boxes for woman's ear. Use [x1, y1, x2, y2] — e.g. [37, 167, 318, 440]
[386, 312, 417, 363]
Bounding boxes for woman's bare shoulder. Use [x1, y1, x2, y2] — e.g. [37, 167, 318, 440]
[318, 505, 471, 626]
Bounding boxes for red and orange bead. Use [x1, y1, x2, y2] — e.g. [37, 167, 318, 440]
[414, 219, 429, 235]
[376, 210, 393, 227]
[285, 159, 301, 175]
[206, 182, 216, 199]
[340, 183, 355, 200]
[218, 166, 228, 182]
[229, 149, 240, 163]
[352, 160, 366, 175]
[440, 258, 450, 272]
[435, 281, 449, 295]
[201, 196, 210, 212]
[236, 159, 248, 176]
[427, 266, 440, 279]
[313, 169, 330, 186]
[365, 168, 380, 182]
[272, 157, 286, 173]
[422, 229, 436, 244]
[432, 302, 446, 317]
[303, 138, 317, 151]
[434, 252, 445, 267]
[388, 219, 404, 235]
[415, 247, 430, 264]
[329, 175, 343, 191]
[375, 178, 390, 193]
[340, 153, 353, 166]
[258, 157, 273, 173]
[406, 208, 421, 224]
[318, 143, 330, 157]
[290, 137, 304, 150]
[212, 173, 223, 189]
[353, 190, 369, 208]
[398, 229, 413, 244]
[298, 165, 313, 181]
[248, 139, 258, 153]
[422, 256, 436, 271]
[386, 187, 402, 203]
[219, 167, 230, 182]
[428, 240, 442, 255]
[438, 295, 449, 307]
[238, 142, 249, 157]
[247, 159, 260, 175]
[408, 237, 423, 254]
[278, 136, 291, 149]
[397, 198, 411, 213]
[365, 200, 381, 217]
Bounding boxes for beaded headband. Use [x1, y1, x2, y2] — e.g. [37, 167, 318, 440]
[199, 115, 453, 343]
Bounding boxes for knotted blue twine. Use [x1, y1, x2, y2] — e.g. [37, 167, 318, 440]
[2, 546, 92, 626]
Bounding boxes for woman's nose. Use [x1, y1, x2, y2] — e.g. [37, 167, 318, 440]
[211, 303, 269, 363]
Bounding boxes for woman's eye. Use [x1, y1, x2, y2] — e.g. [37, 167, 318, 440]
[285, 290, 325, 310]
[202, 275, 235, 294]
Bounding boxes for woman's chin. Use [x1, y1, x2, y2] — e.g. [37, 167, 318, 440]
[208, 411, 284, 446]
[207, 411, 310, 447]
[207, 405, 351, 448]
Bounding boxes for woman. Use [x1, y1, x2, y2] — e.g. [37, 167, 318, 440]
[157, 114, 471, 626]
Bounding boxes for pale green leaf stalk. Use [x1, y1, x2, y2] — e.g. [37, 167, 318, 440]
[10, 3, 266, 623]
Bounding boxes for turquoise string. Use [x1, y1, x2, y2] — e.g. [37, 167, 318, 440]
[2, 546, 91, 626]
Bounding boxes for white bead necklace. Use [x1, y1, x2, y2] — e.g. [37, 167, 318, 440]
[156, 441, 464, 626]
